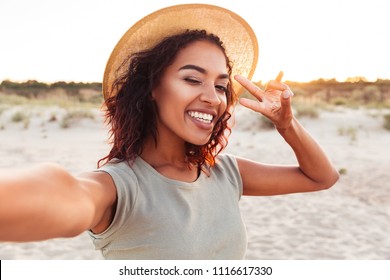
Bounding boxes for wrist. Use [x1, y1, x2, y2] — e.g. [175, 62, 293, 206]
[276, 117, 295, 134]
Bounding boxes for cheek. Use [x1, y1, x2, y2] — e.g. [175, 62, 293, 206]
[220, 95, 228, 114]
[153, 87, 189, 122]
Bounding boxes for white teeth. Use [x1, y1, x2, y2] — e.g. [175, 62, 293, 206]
[188, 111, 213, 123]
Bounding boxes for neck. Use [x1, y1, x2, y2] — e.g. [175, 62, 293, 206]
[140, 135, 200, 183]
[141, 135, 188, 167]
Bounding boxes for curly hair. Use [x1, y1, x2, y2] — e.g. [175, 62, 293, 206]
[98, 29, 237, 169]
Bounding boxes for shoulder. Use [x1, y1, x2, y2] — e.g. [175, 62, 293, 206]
[214, 153, 240, 175]
[212, 153, 243, 196]
[77, 160, 140, 234]
[75, 170, 117, 233]
[215, 153, 238, 165]
[86, 160, 140, 236]
[97, 160, 138, 185]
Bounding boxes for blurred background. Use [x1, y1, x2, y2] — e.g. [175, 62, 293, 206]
[0, 0, 389, 260]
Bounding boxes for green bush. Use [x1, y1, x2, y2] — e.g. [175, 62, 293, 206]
[11, 111, 28, 123]
[383, 114, 390, 131]
[293, 103, 319, 118]
[60, 109, 95, 128]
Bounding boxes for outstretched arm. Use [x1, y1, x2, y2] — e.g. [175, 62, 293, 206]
[0, 164, 116, 241]
[234, 72, 339, 196]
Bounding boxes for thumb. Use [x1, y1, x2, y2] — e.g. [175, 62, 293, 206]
[280, 89, 294, 107]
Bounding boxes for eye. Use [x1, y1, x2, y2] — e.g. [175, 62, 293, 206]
[184, 77, 201, 84]
[215, 85, 228, 93]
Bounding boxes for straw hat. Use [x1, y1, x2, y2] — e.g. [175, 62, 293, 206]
[103, 3, 258, 99]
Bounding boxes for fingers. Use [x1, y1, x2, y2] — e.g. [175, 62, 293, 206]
[279, 89, 294, 120]
[279, 89, 294, 113]
[282, 89, 294, 99]
[264, 71, 289, 92]
[237, 71, 295, 129]
[234, 74, 264, 100]
[275, 71, 284, 82]
[235, 72, 294, 113]
[239, 97, 266, 113]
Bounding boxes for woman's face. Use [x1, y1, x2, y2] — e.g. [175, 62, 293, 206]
[152, 40, 229, 146]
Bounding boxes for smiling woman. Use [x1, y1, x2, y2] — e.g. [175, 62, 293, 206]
[102, 29, 236, 170]
[0, 4, 338, 260]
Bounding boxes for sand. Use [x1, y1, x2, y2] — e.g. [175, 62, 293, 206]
[0, 103, 389, 260]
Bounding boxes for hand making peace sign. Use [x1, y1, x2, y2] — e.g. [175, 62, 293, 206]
[235, 71, 294, 130]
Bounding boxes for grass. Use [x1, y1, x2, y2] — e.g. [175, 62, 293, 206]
[0, 104, 99, 131]
[383, 114, 390, 131]
[11, 111, 28, 123]
[338, 126, 358, 143]
[293, 102, 320, 118]
[0, 92, 102, 108]
[60, 109, 95, 128]
[338, 168, 348, 175]
[48, 113, 57, 122]
[8, 111, 31, 129]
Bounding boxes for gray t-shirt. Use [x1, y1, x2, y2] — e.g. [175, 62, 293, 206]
[89, 153, 247, 259]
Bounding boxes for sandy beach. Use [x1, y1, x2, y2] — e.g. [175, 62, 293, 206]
[0, 103, 389, 260]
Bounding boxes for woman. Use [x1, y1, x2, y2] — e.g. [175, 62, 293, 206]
[0, 4, 339, 259]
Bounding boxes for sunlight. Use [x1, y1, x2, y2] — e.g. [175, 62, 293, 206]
[0, 0, 389, 83]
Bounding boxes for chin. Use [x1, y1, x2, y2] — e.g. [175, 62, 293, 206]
[187, 136, 212, 146]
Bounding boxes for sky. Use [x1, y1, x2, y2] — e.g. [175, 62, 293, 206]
[0, 0, 389, 83]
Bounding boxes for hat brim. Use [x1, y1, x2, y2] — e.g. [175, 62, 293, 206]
[103, 4, 258, 99]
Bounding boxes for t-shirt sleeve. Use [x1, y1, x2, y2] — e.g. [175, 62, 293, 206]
[216, 153, 243, 200]
[88, 161, 138, 250]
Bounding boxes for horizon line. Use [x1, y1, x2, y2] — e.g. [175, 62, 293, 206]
[1, 76, 390, 85]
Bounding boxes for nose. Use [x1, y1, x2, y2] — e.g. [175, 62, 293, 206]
[199, 83, 222, 106]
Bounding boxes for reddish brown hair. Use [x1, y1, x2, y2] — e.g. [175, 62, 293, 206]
[98, 30, 237, 169]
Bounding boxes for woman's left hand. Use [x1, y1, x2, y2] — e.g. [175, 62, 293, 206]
[235, 71, 294, 130]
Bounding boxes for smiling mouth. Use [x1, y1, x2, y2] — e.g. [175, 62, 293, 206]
[187, 111, 214, 124]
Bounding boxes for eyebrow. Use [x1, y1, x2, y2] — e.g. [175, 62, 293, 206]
[179, 64, 229, 79]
